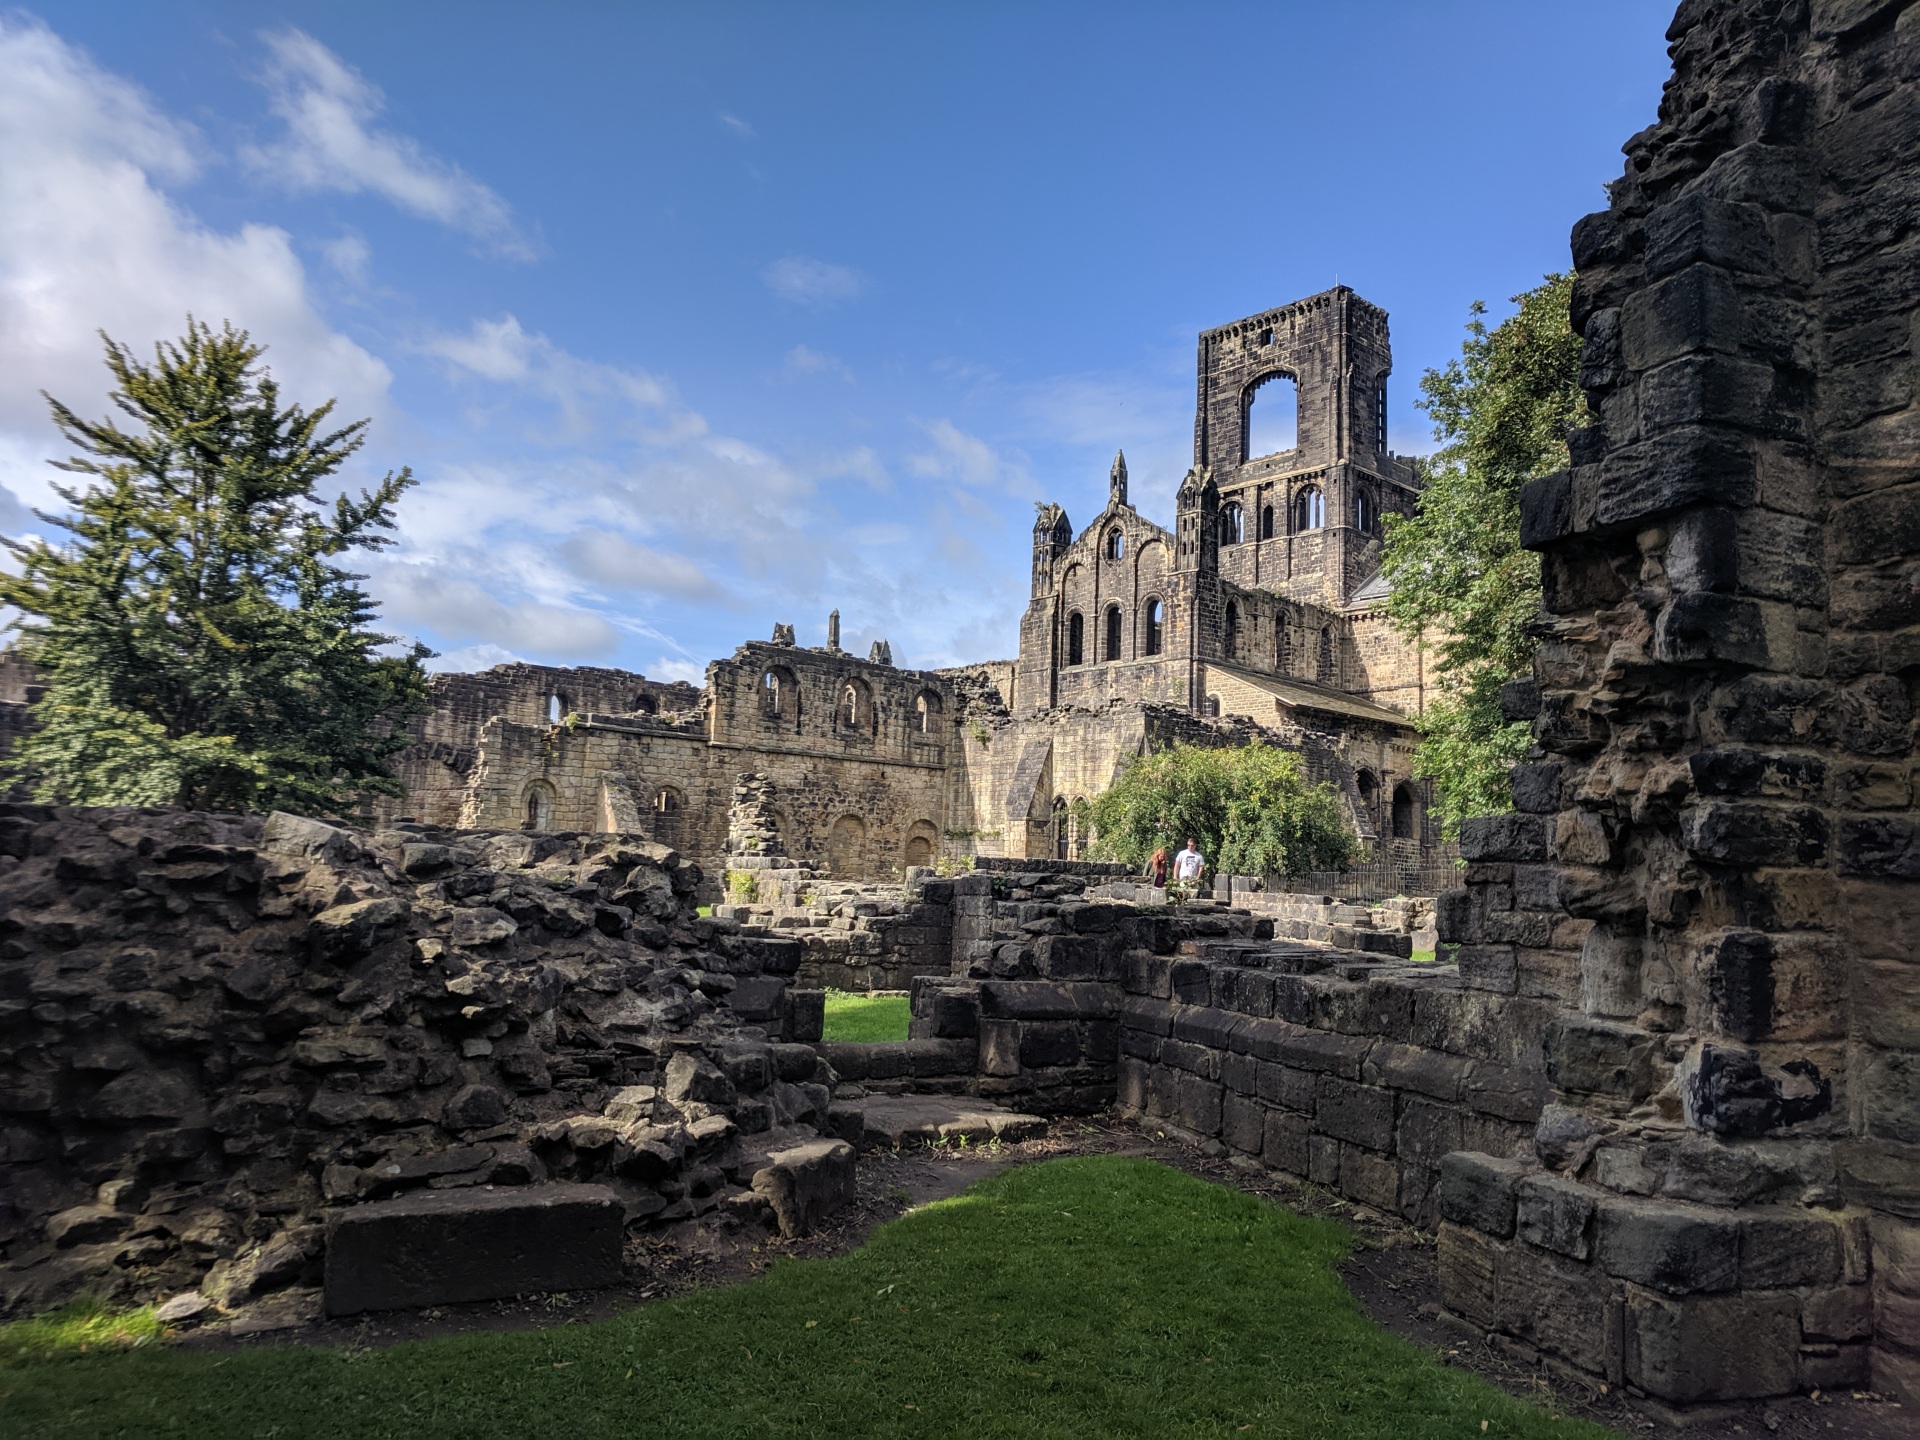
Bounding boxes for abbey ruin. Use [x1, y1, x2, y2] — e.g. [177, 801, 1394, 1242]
[367, 287, 1444, 884]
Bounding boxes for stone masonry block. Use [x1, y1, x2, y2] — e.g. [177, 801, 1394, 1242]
[1263, 1108, 1310, 1175]
[1221, 1092, 1266, 1155]
[1256, 1060, 1316, 1113]
[1174, 1072, 1223, 1137]
[1438, 1152, 1527, 1239]
[1339, 1146, 1401, 1212]
[1393, 1097, 1465, 1167]
[1516, 1173, 1598, 1260]
[1624, 1286, 1800, 1403]
[979, 1019, 1021, 1078]
[1363, 1042, 1471, 1102]
[1437, 1222, 1503, 1326]
[978, 982, 1113, 1022]
[1494, 1244, 1613, 1375]
[1595, 1195, 1740, 1295]
[324, 1183, 621, 1316]
[1315, 1076, 1395, 1151]
[751, 1139, 856, 1238]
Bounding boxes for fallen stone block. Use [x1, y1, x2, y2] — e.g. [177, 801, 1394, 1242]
[323, 1183, 622, 1316]
[750, 1139, 856, 1237]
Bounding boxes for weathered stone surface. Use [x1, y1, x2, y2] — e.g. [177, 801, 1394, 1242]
[1438, 1152, 1528, 1239]
[750, 1139, 856, 1237]
[323, 1184, 622, 1315]
[1623, 1287, 1800, 1403]
[1515, 1174, 1596, 1260]
[1595, 1196, 1740, 1296]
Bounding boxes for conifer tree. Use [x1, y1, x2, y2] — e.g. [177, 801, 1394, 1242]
[1, 320, 430, 815]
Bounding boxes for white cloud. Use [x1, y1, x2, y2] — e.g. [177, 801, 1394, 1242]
[762, 256, 864, 307]
[718, 112, 754, 140]
[376, 561, 621, 659]
[906, 419, 1034, 497]
[247, 29, 535, 259]
[782, 344, 853, 382]
[0, 16, 390, 508]
[560, 529, 725, 601]
[321, 231, 371, 285]
[651, 656, 705, 685]
[425, 641, 519, 674]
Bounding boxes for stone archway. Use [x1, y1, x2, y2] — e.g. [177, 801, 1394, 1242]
[826, 814, 866, 877]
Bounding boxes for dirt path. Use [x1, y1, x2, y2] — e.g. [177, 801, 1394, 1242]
[184, 1116, 1910, 1439]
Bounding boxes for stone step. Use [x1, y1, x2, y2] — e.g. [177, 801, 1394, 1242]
[837, 1095, 1047, 1150]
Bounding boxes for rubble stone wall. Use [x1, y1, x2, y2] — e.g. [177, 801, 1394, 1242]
[0, 804, 831, 1320]
[1437, 0, 1920, 1404]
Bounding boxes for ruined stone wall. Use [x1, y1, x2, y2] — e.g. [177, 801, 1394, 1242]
[0, 804, 831, 1320]
[1437, 0, 1920, 1403]
[1345, 606, 1428, 716]
[718, 874, 957, 993]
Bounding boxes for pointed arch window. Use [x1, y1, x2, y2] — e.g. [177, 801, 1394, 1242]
[1224, 602, 1240, 661]
[1104, 605, 1123, 663]
[1260, 504, 1276, 540]
[1105, 527, 1125, 561]
[1293, 487, 1325, 532]
[1066, 611, 1084, 667]
[1142, 597, 1164, 657]
[1318, 627, 1334, 682]
[1356, 490, 1378, 534]
[1219, 502, 1244, 546]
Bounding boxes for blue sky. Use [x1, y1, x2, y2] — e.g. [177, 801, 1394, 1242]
[0, 2, 1676, 680]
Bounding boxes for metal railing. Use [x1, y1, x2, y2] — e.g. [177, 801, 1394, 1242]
[1264, 843, 1462, 903]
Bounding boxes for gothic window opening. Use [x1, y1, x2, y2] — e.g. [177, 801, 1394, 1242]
[1105, 527, 1124, 561]
[652, 786, 683, 845]
[914, 690, 943, 734]
[1067, 611, 1085, 666]
[1219, 502, 1244, 546]
[632, 693, 658, 715]
[524, 783, 556, 832]
[837, 678, 873, 730]
[1244, 372, 1298, 458]
[1260, 504, 1276, 540]
[546, 694, 567, 724]
[1356, 490, 1378, 534]
[1205, 695, 1222, 718]
[1391, 783, 1416, 839]
[1104, 605, 1123, 662]
[1275, 625, 1289, 673]
[1143, 597, 1164, 657]
[1356, 769, 1378, 817]
[1293, 487, 1325, 532]
[1374, 379, 1388, 453]
[1052, 797, 1070, 861]
[1318, 627, 1334, 682]
[1224, 602, 1240, 661]
[761, 667, 797, 719]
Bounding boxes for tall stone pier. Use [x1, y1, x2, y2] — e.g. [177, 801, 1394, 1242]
[1437, 0, 1920, 1407]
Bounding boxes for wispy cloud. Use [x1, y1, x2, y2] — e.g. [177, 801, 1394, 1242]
[762, 255, 864, 307]
[718, 112, 754, 140]
[246, 29, 536, 259]
[906, 419, 1034, 497]
[782, 344, 854, 383]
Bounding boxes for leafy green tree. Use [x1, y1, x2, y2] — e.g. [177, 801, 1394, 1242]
[1084, 742, 1356, 879]
[1, 320, 430, 816]
[1380, 274, 1584, 834]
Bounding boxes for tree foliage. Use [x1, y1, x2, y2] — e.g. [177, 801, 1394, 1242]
[1084, 743, 1356, 879]
[1380, 274, 1583, 834]
[1, 320, 430, 816]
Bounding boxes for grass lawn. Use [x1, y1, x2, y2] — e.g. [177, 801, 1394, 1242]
[0, 1157, 1611, 1439]
[822, 988, 911, 1043]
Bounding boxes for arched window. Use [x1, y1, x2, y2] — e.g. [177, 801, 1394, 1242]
[1260, 505, 1276, 540]
[652, 786, 683, 845]
[1224, 602, 1239, 661]
[1275, 625, 1289, 673]
[1356, 769, 1379, 816]
[760, 667, 797, 718]
[1244, 373, 1298, 458]
[1293, 487, 1325, 532]
[837, 678, 872, 729]
[1374, 378, 1388, 453]
[827, 814, 866, 877]
[632, 693, 658, 715]
[904, 828, 936, 869]
[1104, 605, 1123, 662]
[546, 693, 567, 724]
[524, 783, 556, 832]
[1355, 491, 1378, 534]
[1067, 611, 1085, 667]
[914, 690, 943, 734]
[1205, 695, 1222, 718]
[1052, 797, 1070, 860]
[1318, 627, 1334, 682]
[1391, 783, 1416, 839]
[1219, 502, 1244, 546]
[1105, 528, 1124, 561]
[1142, 597, 1164, 657]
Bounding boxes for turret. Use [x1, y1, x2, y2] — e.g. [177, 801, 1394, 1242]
[1031, 502, 1071, 597]
[1173, 468, 1218, 575]
[1109, 450, 1128, 509]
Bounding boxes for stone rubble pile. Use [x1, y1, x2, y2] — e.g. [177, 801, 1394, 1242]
[0, 803, 841, 1321]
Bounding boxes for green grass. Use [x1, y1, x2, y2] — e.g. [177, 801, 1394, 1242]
[0, 1158, 1610, 1439]
[822, 988, 911, 1043]
[1409, 949, 1436, 963]
[0, 1298, 163, 1367]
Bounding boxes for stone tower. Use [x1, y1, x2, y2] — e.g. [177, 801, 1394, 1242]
[1193, 286, 1422, 607]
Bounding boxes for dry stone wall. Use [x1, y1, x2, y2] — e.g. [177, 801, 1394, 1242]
[0, 803, 833, 1320]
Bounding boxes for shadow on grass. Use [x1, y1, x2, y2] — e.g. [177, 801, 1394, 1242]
[0, 1157, 1614, 1439]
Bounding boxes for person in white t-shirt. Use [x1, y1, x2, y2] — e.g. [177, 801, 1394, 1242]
[1172, 838, 1205, 885]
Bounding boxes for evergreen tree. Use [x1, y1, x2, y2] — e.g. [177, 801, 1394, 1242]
[1, 320, 430, 816]
[1380, 275, 1584, 833]
[1084, 743, 1355, 879]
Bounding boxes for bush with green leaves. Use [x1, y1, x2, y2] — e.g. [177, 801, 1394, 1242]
[1380, 274, 1583, 835]
[0, 320, 429, 816]
[1084, 742, 1355, 879]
